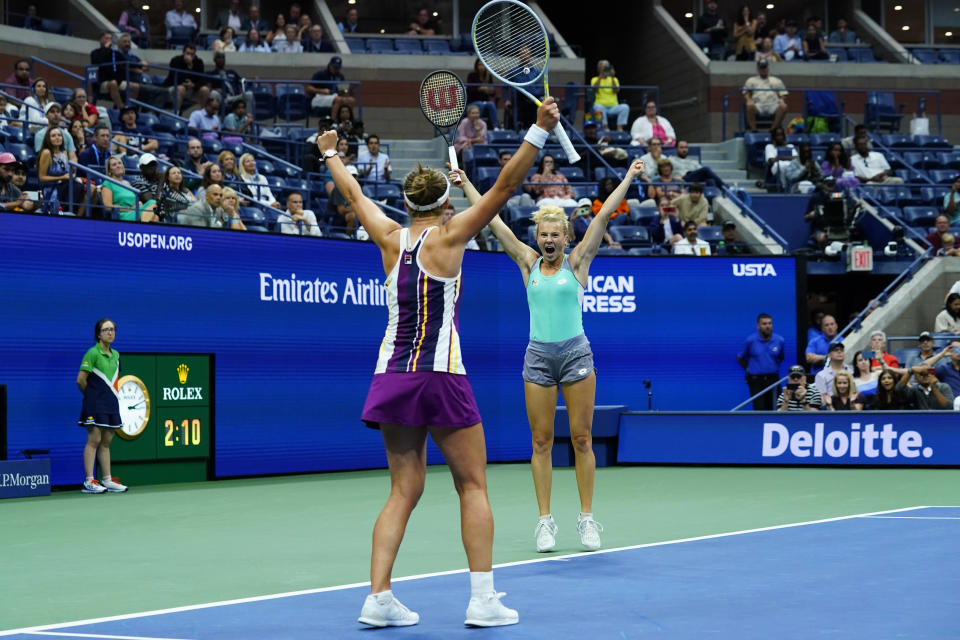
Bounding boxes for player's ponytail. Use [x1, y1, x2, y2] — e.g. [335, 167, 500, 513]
[402, 164, 449, 216]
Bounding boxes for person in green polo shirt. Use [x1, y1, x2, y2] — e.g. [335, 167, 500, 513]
[451, 159, 645, 554]
[76, 318, 128, 494]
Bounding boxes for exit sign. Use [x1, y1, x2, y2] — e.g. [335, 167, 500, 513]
[848, 245, 873, 271]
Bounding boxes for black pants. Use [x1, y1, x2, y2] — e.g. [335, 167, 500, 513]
[746, 373, 780, 411]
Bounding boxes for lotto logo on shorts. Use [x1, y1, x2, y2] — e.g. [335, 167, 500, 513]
[761, 422, 933, 459]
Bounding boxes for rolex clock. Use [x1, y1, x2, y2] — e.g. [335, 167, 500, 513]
[117, 374, 151, 440]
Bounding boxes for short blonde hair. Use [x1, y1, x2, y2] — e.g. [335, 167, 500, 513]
[402, 163, 448, 217]
[832, 370, 857, 398]
[532, 205, 570, 238]
[221, 186, 238, 200]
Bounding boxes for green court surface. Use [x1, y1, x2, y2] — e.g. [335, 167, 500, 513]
[2, 464, 958, 632]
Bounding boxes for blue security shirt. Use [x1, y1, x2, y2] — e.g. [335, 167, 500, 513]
[935, 360, 960, 395]
[739, 331, 785, 375]
[805, 333, 838, 374]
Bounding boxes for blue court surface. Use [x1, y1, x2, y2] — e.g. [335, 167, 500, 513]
[4, 506, 957, 640]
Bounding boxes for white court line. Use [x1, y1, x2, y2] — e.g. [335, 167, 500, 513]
[862, 515, 960, 520]
[26, 632, 194, 640]
[0, 504, 937, 637]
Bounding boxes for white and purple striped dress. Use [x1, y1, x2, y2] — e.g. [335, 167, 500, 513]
[361, 227, 482, 428]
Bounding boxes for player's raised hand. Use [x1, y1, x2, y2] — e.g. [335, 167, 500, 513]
[317, 130, 338, 155]
[535, 97, 559, 131]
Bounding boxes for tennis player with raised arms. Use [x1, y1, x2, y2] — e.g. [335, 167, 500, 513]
[452, 160, 645, 552]
[319, 99, 560, 628]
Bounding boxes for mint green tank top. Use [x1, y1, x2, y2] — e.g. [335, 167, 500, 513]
[526, 256, 585, 342]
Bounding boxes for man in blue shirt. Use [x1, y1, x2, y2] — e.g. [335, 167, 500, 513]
[187, 97, 221, 139]
[737, 312, 786, 410]
[805, 313, 839, 374]
[925, 340, 960, 397]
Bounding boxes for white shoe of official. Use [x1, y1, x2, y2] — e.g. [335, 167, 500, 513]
[101, 477, 128, 492]
[534, 516, 558, 552]
[464, 591, 519, 627]
[357, 592, 419, 627]
[577, 516, 603, 551]
[81, 479, 107, 494]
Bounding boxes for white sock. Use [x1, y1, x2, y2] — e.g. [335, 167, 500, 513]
[538, 513, 553, 523]
[470, 571, 494, 597]
[102, 476, 111, 482]
[579, 512, 593, 521]
[85, 476, 94, 483]
[372, 589, 393, 604]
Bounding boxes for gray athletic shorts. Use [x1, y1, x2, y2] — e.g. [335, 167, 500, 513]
[522, 334, 594, 386]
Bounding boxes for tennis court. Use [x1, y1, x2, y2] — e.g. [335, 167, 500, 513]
[2, 466, 958, 638]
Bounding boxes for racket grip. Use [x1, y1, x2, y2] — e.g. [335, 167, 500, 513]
[553, 125, 580, 164]
[448, 145, 461, 183]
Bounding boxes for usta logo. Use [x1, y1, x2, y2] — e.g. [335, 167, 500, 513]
[732, 263, 777, 277]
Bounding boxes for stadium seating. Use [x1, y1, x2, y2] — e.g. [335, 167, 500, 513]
[608, 226, 650, 248]
[901, 206, 939, 227]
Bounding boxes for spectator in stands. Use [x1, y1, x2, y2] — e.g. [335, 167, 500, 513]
[216, 0, 244, 32]
[503, 47, 540, 129]
[718, 221, 752, 255]
[119, 0, 151, 48]
[673, 182, 708, 226]
[868, 330, 903, 372]
[569, 197, 621, 248]
[924, 339, 960, 395]
[803, 175, 838, 249]
[649, 196, 682, 247]
[90, 32, 136, 110]
[764, 126, 796, 188]
[672, 220, 711, 255]
[130, 153, 162, 202]
[61, 102, 78, 125]
[164, 0, 197, 43]
[218, 187, 247, 229]
[755, 12, 770, 40]
[592, 177, 630, 221]
[851, 135, 903, 185]
[637, 137, 666, 182]
[303, 24, 334, 53]
[70, 120, 87, 154]
[649, 158, 685, 202]
[21, 4, 41, 30]
[755, 37, 781, 64]
[897, 365, 954, 409]
[588, 60, 629, 132]
[0, 94, 20, 123]
[809, 16, 826, 40]
[33, 104, 77, 160]
[166, 43, 211, 115]
[277, 192, 322, 236]
[266, 14, 287, 47]
[527, 154, 577, 207]
[180, 182, 224, 227]
[210, 53, 254, 116]
[222, 99, 253, 136]
[216, 150, 241, 186]
[113, 106, 158, 156]
[806, 314, 839, 373]
[777, 365, 823, 411]
[733, 5, 758, 61]
[814, 341, 851, 398]
[697, 0, 727, 49]
[935, 293, 960, 334]
[743, 59, 788, 132]
[820, 142, 858, 190]
[273, 23, 304, 53]
[308, 57, 355, 120]
[333, 105, 359, 138]
[943, 175, 960, 223]
[671, 140, 726, 188]
[841, 123, 871, 153]
[737, 312, 785, 410]
[408, 8, 439, 35]
[357, 134, 391, 183]
[242, 4, 269, 38]
[938, 233, 960, 257]
[0, 153, 35, 212]
[213, 27, 238, 52]
[454, 105, 488, 155]
[783, 142, 822, 193]
[188, 97, 221, 139]
[802, 23, 829, 61]
[37, 126, 71, 214]
[101, 155, 159, 222]
[338, 7, 359, 33]
[20, 77, 53, 133]
[157, 165, 197, 222]
[115, 33, 170, 110]
[630, 101, 675, 147]
[902, 331, 938, 369]
[4, 60, 32, 101]
[239, 28, 270, 52]
[325, 163, 359, 230]
[825, 371, 862, 411]
[466, 58, 500, 129]
[78, 124, 112, 173]
[869, 369, 905, 409]
[69, 89, 99, 128]
[829, 18, 857, 44]
[196, 163, 224, 202]
[851, 350, 880, 397]
[774, 20, 803, 61]
[238, 152, 281, 208]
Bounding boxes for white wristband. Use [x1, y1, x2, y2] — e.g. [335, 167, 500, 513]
[524, 125, 549, 149]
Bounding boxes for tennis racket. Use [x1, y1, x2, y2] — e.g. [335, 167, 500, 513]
[471, 0, 580, 164]
[418, 70, 468, 179]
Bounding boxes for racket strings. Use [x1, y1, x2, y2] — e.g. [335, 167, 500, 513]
[419, 72, 467, 128]
[473, 6, 547, 84]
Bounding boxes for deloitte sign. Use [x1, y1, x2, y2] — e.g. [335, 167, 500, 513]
[616, 412, 959, 466]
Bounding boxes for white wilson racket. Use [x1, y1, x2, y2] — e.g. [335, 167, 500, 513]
[471, 0, 580, 163]
[418, 70, 468, 175]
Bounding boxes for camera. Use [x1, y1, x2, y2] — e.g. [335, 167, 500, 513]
[786, 383, 800, 391]
[883, 241, 898, 257]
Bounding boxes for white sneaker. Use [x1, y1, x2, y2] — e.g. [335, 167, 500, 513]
[357, 592, 419, 627]
[465, 591, 519, 627]
[101, 477, 128, 492]
[577, 516, 603, 551]
[81, 479, 106, 494]
[534, 516, 558, 552]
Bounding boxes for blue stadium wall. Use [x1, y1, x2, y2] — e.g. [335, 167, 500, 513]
[0, 213, 798, 484]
